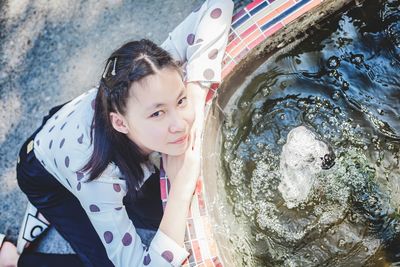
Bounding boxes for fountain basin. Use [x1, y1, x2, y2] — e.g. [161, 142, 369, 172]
[200, 0, 400, 266]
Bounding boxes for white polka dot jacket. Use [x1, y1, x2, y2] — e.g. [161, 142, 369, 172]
[33, 0, 234, 266]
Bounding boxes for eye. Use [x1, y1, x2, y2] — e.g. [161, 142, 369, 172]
[150, 110, 164, 118]
[178, 97, 187, 106]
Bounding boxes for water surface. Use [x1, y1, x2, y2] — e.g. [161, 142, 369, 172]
[220, 1, 400, 266]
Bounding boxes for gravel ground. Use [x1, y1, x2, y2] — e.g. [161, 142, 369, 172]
[0, 0, 248, 255]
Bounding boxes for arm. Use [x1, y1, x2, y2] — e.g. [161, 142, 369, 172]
[162, 0, 233, 140]
[69, 163, 190, 266]
[157, 0, 233, 252]
[161, 0, 234, 85]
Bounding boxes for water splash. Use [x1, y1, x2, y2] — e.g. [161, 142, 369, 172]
[278, 126, 334, 208]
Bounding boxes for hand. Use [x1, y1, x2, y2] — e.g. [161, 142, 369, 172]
[161, 131, 201, 198]
[161, 81, 206, 197]
[186, 81, 207, 150]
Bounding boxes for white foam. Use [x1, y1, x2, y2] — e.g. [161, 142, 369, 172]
[278, 126, 330, 208]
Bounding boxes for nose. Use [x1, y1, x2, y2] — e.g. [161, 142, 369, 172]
[168, 110, 186, 133]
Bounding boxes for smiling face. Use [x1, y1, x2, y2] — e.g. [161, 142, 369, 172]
[110, 67, 195, 156]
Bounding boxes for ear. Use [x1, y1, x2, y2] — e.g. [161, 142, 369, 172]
[110, 112, 129, 134]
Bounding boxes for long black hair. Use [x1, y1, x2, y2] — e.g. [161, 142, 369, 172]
[80, 39, 181, 198]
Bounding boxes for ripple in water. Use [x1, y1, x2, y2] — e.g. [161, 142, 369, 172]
[220, 1, 400, 266]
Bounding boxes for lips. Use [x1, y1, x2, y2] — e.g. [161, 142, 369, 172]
[170, 134, 188, 144]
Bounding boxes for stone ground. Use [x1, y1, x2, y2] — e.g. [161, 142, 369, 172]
[0, 0, 250, 254]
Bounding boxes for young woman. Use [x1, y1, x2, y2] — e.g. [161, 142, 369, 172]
[0, 0, 234, 266]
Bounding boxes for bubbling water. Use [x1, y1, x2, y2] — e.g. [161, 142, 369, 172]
[278, 126, 334, 209]
[218, 1, 400, 266]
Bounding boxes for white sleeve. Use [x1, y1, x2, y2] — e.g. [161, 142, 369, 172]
[161, 0, 234, 84]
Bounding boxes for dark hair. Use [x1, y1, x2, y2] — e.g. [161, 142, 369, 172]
[80, 39, 181, 199]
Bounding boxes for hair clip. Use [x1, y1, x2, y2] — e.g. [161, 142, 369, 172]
[111, 57, 117, 76]
[102, 60, 112, 79]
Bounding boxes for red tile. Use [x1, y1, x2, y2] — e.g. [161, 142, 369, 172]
[212, 256, 223, 267]
[239, 24, 258, 39]
[234, 47, 250, 62]
[246, 0, 265, 11]
[193, 240, 202, 263]
[229, 40, 248, 58]
[228, 31, 237, 43]
[195, 178, 203, 195]
[248, 34, 266, 50]
[160, 179, 167, 200]
[197, 192, 206, 216]
[226, 37, 240, 54]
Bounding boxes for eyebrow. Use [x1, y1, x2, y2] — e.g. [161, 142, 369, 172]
[147, 87, 185, 111]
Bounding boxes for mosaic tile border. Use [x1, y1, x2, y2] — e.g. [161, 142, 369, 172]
[222, 0, 324, 80]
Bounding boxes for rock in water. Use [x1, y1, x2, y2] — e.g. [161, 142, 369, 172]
[278, 126, 334, 208]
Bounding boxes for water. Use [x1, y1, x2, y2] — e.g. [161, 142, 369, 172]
[219, 1, 400, 266]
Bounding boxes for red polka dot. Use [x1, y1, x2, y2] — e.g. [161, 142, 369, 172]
[60, 122, 67, 130]
[67, 110, 75, 117]
[65, 156, 70, 168]
[77, 182, 81, 191]
[60, 138, 65, 148]
[76, 171, 84, 181]
[89, 204, 100, 212]
[210, 8, 222, 19]
[143, 254, 151, 265]
[208, 48, 218, 60]
[187, 34, 195, 45]
[161, 250, 174, 262]
[203, 68, 215, 80]
[104, 231, 113, 244]
[122, 233, 132, 246]
[113, 184, 121, 192]
[77, 134, 83, 144]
